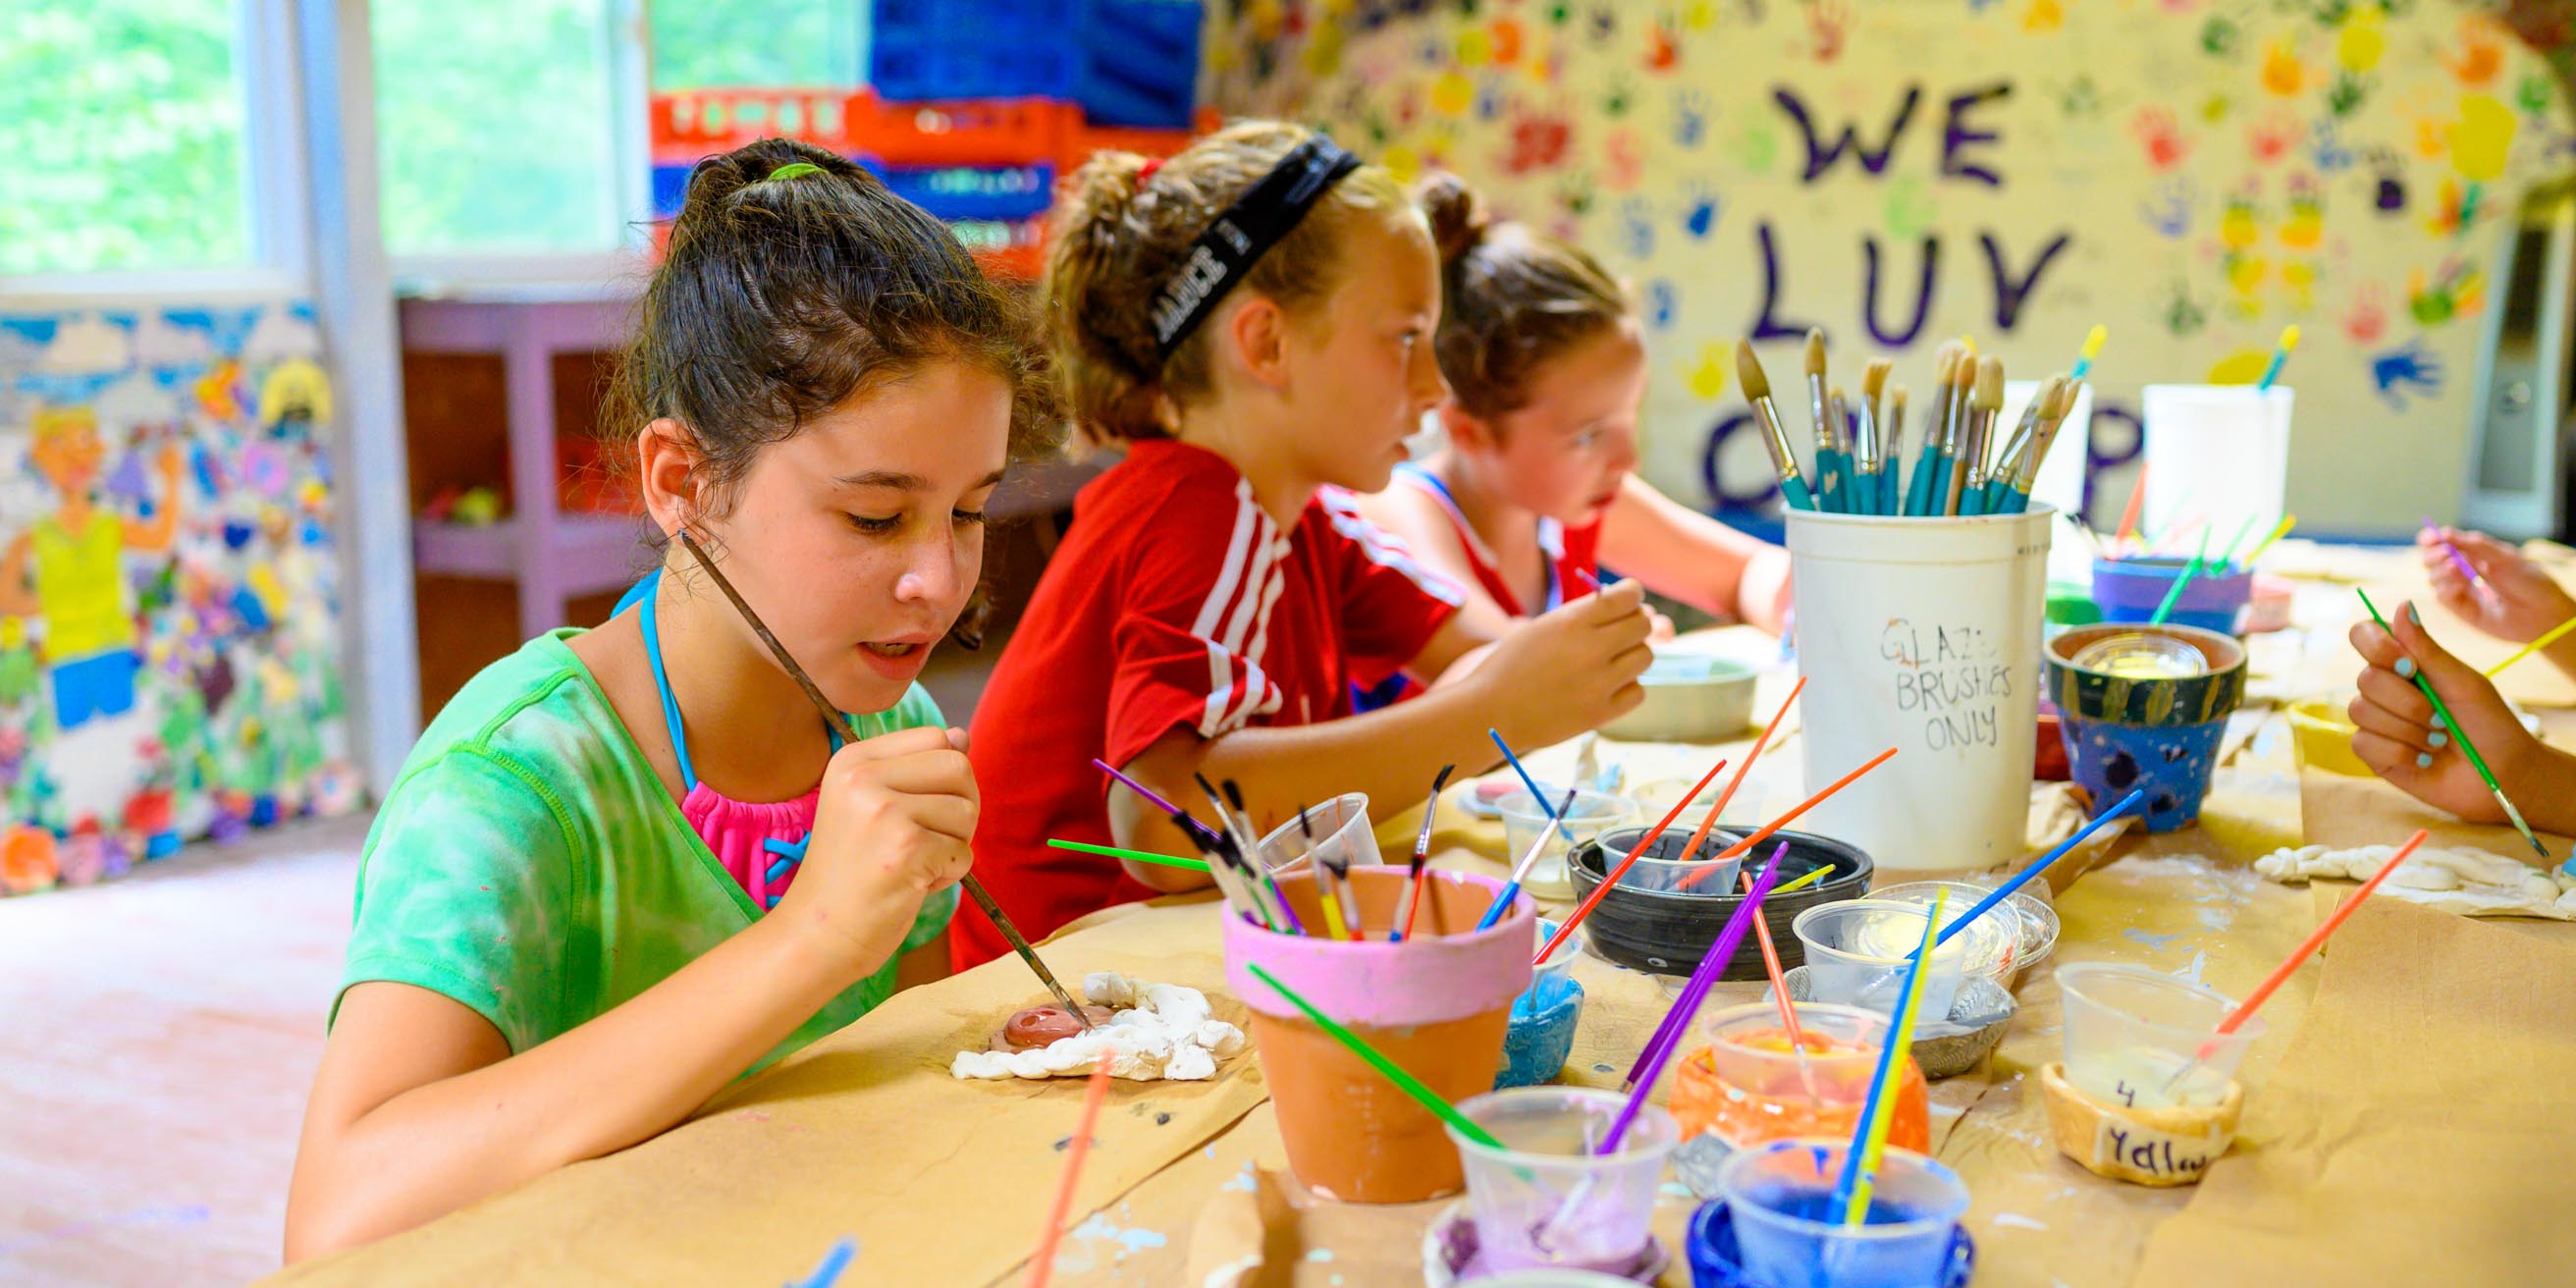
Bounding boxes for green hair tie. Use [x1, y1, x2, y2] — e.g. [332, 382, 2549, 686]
[765, 162, 825, 182]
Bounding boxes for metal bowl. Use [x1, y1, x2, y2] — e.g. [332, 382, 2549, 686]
[1777, 965, 2016, 1080]
[1599, 653, 1759, 743]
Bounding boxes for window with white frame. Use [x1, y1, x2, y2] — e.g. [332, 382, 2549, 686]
[651, 0, 860, 91]
[0, 0, 251, 275]
[370, 0, 643, 258]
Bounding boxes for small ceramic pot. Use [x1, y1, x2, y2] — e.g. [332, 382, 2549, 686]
[2037, 1060, 2243, 1187]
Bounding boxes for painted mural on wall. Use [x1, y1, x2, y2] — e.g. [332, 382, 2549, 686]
[1202, 0, 2576, 534]
[0, 301, 358, 896]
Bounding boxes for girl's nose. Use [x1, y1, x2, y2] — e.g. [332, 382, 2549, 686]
[895, 537, 962, 604]
[1409, 343, 1451, 411]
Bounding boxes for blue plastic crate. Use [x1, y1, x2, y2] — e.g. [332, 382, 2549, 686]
[866, 0, 1201, 129]
[1076, 0, 1201, 129]
[869, 0, 1080, 102]
[863, 160, 1057, 224]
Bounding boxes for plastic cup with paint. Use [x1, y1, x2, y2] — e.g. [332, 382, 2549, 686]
[2055, 962, 2266, 1111]
[1716, 1138, 1970, 1288]
[1253, 791, 1382, 874]
[1792, 900, 2010, 1020]
[1447, 1088, 1679, 1273]
[1498, 787, 1636, 900]
[1671, 1002, 1930, 1152]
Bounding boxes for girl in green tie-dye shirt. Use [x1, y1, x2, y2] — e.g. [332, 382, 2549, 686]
[285, 138, 1059, 1261]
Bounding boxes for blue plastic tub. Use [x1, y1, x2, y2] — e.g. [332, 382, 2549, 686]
[2092, 556, 2253, 636]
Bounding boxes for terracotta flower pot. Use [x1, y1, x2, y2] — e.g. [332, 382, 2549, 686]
[1224, 867, 1532, 1203]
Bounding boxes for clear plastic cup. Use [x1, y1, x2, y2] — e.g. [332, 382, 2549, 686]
[1533, 918, 1582, 981]
[1792, 900, 2010, 1021]
[1252, 791, 1381, 874]
[1687, 1002, 1928, 1151]
[2056, 962, 2265, 1110]
[1718, 1138, 1969, 1288]
[1447, 1088, 1678, 1273]
[1867, 880, 2056, 982]
[1499, 787, 1636, 899]
[1473, 1271, 1644, 1287]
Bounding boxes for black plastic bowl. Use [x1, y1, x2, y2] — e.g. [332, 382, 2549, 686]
[1566, 826, 1873, 979]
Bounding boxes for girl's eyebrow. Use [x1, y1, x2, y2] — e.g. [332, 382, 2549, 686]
[835, 468, 1010, 491]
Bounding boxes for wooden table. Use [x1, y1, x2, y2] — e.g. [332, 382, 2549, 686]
[266, 543, 2576, 1287]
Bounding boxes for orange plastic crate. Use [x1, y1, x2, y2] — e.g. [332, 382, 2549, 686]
[650, 87, 851, 161]
[842, 89, 1080, 166]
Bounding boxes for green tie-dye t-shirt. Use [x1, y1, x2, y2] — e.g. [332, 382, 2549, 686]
[334, 631, 956, 1073]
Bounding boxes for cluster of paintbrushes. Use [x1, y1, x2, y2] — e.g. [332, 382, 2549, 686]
[1071, 760, 1469, 941]
[1738, 329, 2092, 518]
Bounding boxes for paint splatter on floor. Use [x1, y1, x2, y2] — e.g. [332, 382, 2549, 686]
[2122, 928, 2181, 949]
[1222, 1162, 1259, 1193]
[1991, 1212, 2049, 1231]
[1305, 1248, 1337, 1262]
[2175, 949, 2210, 986]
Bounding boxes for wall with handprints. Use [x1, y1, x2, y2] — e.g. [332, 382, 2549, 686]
[0, 302, 359, 896]
[1204, 0, 2576, 535]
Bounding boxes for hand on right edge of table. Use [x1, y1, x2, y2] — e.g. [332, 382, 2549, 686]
[2348, 599, 2565, 829]
[2420, 526, 2576, 646]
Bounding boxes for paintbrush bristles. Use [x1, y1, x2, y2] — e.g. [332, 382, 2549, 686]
[1973, 356, 2004, 410]
[1861, 357, 1890, 402]
[1802, 328, 1827, 378]
[1734, 341, 1771, 401]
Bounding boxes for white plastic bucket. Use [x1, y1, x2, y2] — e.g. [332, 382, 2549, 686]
[1786, 508, 2052, 874]
[2139, 385, 2292, 545]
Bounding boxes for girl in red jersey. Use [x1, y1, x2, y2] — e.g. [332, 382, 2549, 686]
[957, 124, 1655, 968]
[1356, 174, 1792, 636]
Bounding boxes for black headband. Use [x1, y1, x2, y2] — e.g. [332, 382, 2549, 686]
[1148, 137, 1364, 361]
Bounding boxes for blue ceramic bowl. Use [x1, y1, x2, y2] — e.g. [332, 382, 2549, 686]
[1686, 1200, 1976, 1288]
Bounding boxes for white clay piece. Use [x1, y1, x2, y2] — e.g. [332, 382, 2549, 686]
[949, 971, 1247, 1082]
[2254, 842, 2576, 921]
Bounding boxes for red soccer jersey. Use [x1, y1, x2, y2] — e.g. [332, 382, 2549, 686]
[955, 440, 1465, 970]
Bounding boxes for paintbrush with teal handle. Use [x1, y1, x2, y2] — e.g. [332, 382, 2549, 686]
[1801, 330, 1847, 512]
[1737, 342, 1818, 512]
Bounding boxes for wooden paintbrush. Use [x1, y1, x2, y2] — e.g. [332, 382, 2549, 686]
[1828, 386, 1858, 515]
[1857, 358, 1892, 515]
[1955, 356, 2003, 516]
[1904, 345, 1959, 516]
[1737, 341, 1817, 511]
[1803, 329, 1843, 512]
[1396, 764, 1455, 942]
[1995, 376, 2073, 514]
[671, 529, 1091, 1027]
[1880, 382, 1908, 516]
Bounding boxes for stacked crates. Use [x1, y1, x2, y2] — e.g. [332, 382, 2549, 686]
[646, 2, 1207, 279]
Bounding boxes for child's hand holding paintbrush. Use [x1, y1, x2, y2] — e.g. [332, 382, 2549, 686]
[2349, 599, 2576, 846]
[2418, 525, 2576, 681]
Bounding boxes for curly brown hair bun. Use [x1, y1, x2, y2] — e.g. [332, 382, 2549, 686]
[1414, 170, 1633, 421]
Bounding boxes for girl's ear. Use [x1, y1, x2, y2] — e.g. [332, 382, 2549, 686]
[636, 418, 706, 535]
[1438, 401, 1500, 452]
[1216, 294, 1295, 392]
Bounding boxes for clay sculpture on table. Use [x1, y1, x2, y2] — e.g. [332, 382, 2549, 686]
[950, 972, 1247, 1082]
[2255, 842, 2576, 920]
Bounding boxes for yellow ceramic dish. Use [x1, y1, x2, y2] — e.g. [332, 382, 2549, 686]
[2286, 698, 2371, 777]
